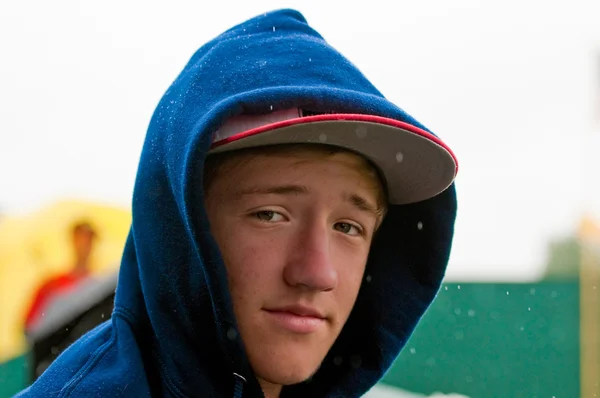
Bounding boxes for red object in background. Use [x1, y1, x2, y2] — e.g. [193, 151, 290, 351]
[25, 271, 89, 330]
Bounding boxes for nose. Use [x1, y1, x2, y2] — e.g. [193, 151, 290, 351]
[283, 220, 338, 292]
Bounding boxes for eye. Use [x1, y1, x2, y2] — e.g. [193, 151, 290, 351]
[334, 222, 362, 236]
[254, 210, 285, 222]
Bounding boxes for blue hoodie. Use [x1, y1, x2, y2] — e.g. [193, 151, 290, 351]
[16, 9, 457, 398]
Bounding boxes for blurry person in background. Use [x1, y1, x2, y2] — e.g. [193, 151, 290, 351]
[24, 221, 97, 331]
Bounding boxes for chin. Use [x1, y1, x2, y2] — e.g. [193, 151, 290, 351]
[256, 357, 322, 386]
[260, 368, 315, 386]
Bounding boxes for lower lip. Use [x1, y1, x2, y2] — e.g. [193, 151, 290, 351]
[265, 310, 325, 334]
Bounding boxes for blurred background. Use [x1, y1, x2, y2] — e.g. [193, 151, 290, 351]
[1, 1, 599, 397]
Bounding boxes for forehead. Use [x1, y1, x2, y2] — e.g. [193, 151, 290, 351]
[204, 144, 384, 191]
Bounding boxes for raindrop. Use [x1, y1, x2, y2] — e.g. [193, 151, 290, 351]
[530, 288, 536, 295]
[528, 307, 531, 311]
[454, 308, 462, 315]
[333, 356, 343, 366]
[506, 291, 510, 296]
[417, 221, 423, 230]
[101, 313, 105, 319]
[409, 348, 416, 354]
[444, 286, 448, 291]
[270, 105, 273, 111]
[227, 328, 238, 340]
[272, 26, 276, 32]
[355, 126, 367, 138]
[42, 312, 45, 317]
[520, 326, 525, 331]
[395, 152, 404, 163]
[309, 57, 312, 62]
[468, 309, 476, 317]
[365, 275, 372, 283]
[319, 133, 327, 142]
[457, 285, 461, 290]
[350, 355, 362, 369]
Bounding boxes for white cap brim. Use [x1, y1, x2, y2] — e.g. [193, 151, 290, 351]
[210, 109, 458, 205]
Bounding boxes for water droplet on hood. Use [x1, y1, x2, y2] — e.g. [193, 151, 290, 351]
[272, 26, 276, 32]
[227, 328, 238, 340]
[319, 133, 327, 142]
[409, 348, 416, 354]
[417, 221, 423, 230]
[395, 152, 404, 163]
[365, 275, 372, 283]
[350, 355, 362, 369]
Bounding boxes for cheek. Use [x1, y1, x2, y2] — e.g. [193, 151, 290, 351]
[219, 231, 283, 305]
[332, 247, 369, 321]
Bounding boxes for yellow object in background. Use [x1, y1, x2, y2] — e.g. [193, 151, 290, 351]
[578, 216, 600, 398]
[0, 200, 131, 363]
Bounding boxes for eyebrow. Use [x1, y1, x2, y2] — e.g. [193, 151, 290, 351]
[235, 184, 381, 218]
[344, 193, 380, 217]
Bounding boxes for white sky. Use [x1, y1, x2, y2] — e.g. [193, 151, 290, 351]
[1, 0, 599, 281]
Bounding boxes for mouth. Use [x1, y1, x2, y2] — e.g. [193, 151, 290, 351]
[263, 305, 327, 334]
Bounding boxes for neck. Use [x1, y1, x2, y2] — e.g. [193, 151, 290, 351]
[72, 262, 89, 275]
[257, 377, 281, 398]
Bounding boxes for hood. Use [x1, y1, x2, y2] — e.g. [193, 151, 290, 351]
[114, 8, 457, 397]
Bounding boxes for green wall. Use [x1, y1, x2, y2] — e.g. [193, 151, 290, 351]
[382, 282, 580, 397]
[0, 355, 28, 398]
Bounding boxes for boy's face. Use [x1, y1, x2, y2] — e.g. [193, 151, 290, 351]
[204, 146, 384, 392]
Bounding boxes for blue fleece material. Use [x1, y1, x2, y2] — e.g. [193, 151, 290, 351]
[16, 9, 457, 398]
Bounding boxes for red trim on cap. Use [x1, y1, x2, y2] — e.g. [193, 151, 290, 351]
[210, 113, 459, 175]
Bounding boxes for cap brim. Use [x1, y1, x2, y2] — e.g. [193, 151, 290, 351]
[209, 114, 458, 205]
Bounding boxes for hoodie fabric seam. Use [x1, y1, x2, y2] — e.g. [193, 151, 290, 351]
[57, 326, 116, 398]
[113, 307, 189, 398]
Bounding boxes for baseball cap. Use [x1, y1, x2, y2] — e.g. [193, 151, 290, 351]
[209, 108, 458, 205]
